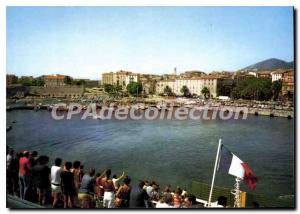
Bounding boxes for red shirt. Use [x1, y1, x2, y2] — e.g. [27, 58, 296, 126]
[19, 157, 31, 176]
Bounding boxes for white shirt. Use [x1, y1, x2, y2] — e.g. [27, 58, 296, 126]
[146, 186, 153, 196]
[7, 154, 13, 168]
[51, 165, 62, 185]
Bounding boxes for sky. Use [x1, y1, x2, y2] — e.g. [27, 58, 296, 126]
[7, 7, 294, 80]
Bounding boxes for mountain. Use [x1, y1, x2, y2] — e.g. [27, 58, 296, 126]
[241, 58, 294, 71]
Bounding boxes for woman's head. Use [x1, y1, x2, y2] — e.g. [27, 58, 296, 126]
[73, 160, 81, 169]
[123, 176, 131, 185]
[105, 169, 111, 178]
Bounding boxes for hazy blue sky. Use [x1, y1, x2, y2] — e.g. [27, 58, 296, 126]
[7, 7, 294, 80]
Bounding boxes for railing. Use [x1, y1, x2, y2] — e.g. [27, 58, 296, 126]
[190, 181, 294, 208]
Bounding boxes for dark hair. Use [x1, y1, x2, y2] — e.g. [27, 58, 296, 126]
[9, 149, 14, 155]
[31, 151, 38, 157]
[138, 180, 145, 188]
[123, 176, 131, 185]
[65, 161, 72, 170]
[176, 187, 182, 195]
[217, 196, 227, 207]
[17, 152, 23, 159]
[80, 165, 84, 169]
[37, 155, 49, 165]
[151, 181, 157, 186]
[89, 168, 96, 177]
[105, 169, 111, 178]
[112, 174, 117, 179]
[73, 161, 81, 169]
[187, 194, 196, 205]
[163, 194, 173, 204]
[164, 185, 171, 193]
[54, 158, 62, 166]
[96, 173, 101, 177]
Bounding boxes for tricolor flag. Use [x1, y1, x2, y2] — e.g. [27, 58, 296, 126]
[217, 144, 258, 190]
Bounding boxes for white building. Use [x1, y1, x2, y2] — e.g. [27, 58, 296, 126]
[156, 77, 221, 98]
[125, 74, 139, 86]
[271, 70, 286, 82]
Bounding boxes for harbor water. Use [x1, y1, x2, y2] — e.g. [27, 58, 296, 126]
[6, 110, 294, 205]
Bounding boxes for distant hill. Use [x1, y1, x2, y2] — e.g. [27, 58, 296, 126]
[240, 58, 294, 71]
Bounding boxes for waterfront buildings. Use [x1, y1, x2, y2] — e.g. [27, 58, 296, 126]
[44, 74, 66, 87]
[271, 70, 289, 82]
[155, 76, 226, 98]
[248, 70, 272, 78]
[102, 70, 139, 89]
[102, 70, 162, 94]
[281, 69, 294, 97]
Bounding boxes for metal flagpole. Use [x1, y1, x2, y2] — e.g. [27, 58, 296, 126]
[207, 139, 222, 207]
[231, 177, 242, 208]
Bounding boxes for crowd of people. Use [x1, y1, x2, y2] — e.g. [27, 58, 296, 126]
[7, 146, 225, 209]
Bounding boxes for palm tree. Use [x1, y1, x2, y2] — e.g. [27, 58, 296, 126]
[201, 87, 210, 99]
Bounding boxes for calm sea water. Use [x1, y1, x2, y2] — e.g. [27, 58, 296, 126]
[6, 110, 294, 202]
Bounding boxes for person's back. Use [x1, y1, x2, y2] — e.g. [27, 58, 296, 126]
[51, 165, 62, 186]
[130, 182, 149, 208]
[146, 185, 153, 197]
[33, 164, 50, 189]
[19, 156, 31, 176]
[61, 170, 75, 194]
[79, 174, 95, 194]
[116, 176, 131, 208]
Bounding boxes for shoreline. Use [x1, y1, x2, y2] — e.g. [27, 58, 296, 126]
[6, 103, 294, 119]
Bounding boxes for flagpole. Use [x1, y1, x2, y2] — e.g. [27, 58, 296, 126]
[207, 138, 222, 207]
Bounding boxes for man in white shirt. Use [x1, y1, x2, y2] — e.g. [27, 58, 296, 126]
[51, 158, 62, 208]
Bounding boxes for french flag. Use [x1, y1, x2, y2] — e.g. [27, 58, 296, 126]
[217, 144, 258, 190]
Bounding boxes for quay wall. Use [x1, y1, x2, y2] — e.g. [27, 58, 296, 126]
[29, 86, 85, 98]
[216, 106, 294, 118]
[7, 86, 85, 98]
[247, 107, 293, 118]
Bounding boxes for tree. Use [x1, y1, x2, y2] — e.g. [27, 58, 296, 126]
[271, 80, 282, 101]
[19, 77, 33, 86]
[74, 79, 86, 86]
[231, 77, 273, 101]
[127, 81, 143, 96]
[201, 87, 210, 99]
[163, 86, 173, 96]
[180, 85, 190, 97]
[104, 84, 114, 93]
[64, 76, 73, 85]
[35, 77, 45, 86]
